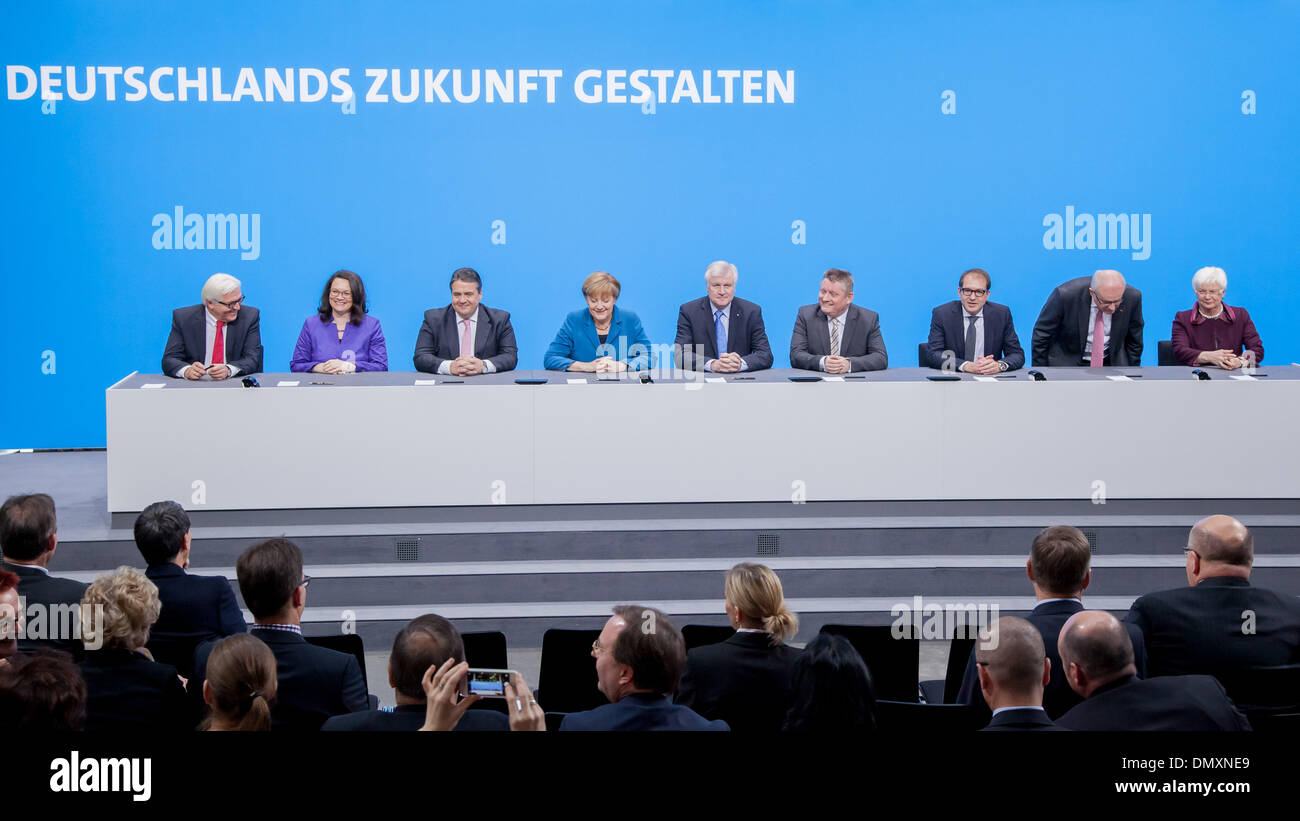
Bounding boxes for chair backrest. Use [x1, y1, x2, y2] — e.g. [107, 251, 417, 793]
[305, 633, 368, 692]
[917, 342, 929, 367]
[681, 624, 735, 652]
[944, 636, 977, 704]
[462, 631, 509, 670]
[537, 628, 606, 714]
[1216, 663, 1300, 712]
[1157, 339, 1177, 366]
[874, 700, 983, 733]
[819, 624, 919, 703]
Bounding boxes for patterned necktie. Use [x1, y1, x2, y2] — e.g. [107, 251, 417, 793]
[829, 318, 841, 357]
[714, 309, 727, 357]
[211, 321, 225, 365]
[965, 315, 978, 360]
[1090, 311, 1105, 367]
[461, 317, 473, 357]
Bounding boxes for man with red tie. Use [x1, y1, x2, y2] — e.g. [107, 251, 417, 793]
[1031, 269, 1144, 367]
[162, 273, 264, 379]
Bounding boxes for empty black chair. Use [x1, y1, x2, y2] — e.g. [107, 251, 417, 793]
[874, 700, 983, 733]
[918, 635, 977, 704]
[1157, 339, 1177, 366]
[537, 628, 605, 714]
[1216, 663, 1300, 712]
[462, 631, 508, 669]
[820, 624, 919, 703]
[681, 624, 735, 652]
[544, 711, 569, 732]
[917, 342, 930, 367]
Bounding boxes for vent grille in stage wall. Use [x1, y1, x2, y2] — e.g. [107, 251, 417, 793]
[395, 537, 422, 562]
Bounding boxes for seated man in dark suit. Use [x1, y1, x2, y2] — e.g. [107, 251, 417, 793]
[0, 493, 87, 658]
[1054, 611, 1250, 731]
[560, 606, 728, 731]
[789, 268, 888, 373]
[674, 260, 773, 373]
[925, 268, 1025, 373]
[193, 538, 367, 730]
[413, 267, 518, 375]
[1126, 515, 1300, 679]
[957, 525, 1146, 721]
[323, 614, 507, 731]
[1031, 269, 1143, 367]
[162, 272, 263, 379]
[977, 616, 1065, 731]
[134, 501, 246, 678]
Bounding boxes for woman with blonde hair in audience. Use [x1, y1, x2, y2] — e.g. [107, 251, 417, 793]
[78, 566, 193, 730]
[675, 562, 802, 731]
[201, 633, 278, 731]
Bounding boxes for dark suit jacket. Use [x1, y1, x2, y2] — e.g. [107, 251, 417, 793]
[957, 600, 1148, 721]
[413, 304, 518, 373]
[559, 692, 729, 731]
[1031, 276, 1143, 366]
[193, 627, 368, 731]
[789, 303, 888, 372]
[926, 300, 1025, 370]
[79, 648, 194, 731]
[981, 707, 1068, 731]
[161, 304, 263, 376]
[321, 703, 510, 731]
[2, 560, 87, 658]
[144, 564, 247, 679]
[675, 631, 801, 732]
[674, 297, 773, 371]
[1055, 674, 1251, 731]
[1125, 577, 1300, 679]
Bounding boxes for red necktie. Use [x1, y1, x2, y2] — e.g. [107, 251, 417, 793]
[212, 321, 225, 365]
[1089, 312, 1104, 367]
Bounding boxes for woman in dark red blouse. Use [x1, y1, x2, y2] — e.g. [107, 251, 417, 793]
[1170, 267, 1264, 368]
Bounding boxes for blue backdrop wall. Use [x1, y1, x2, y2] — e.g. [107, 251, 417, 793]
[3, 0, 1297, 448]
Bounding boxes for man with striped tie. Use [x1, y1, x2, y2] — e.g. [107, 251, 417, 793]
[789, 268, 888, 373]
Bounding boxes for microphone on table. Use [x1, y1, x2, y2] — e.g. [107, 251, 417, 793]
[1027, 370, 1046, 381]
[1191, 369, 1211, 381]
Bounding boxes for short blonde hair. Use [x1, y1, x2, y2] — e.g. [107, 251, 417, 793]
[81, 567, 161, 651]
[725, 562, 799, 645]
[582, 271, 621, 300]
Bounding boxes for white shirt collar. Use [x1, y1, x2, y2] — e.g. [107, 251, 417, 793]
[991, 705, 1046, 717]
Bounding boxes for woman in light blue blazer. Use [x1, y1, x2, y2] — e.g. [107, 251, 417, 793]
[544, 271, 652, 372]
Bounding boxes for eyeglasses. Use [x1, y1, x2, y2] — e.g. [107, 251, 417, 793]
[1090, 289, 1122, 308]
[215, 296, 245, 308]
[329, 290, 352, 298]
[591, 638, 607, 654]
[959, 288, 988, 298]
[299, 575, 312, 588]
[1181, 547, 1199, 558]
[1195, 288, 1224, 297]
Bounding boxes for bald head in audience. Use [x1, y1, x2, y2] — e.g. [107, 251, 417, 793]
[1058, 611, 1136, 699]
[976, 616, 1051, 711]
[1185, 514, 1252, 586]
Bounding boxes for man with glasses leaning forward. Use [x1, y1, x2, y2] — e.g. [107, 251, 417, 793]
[162, 272, 264, 379]
[1031, 269, 1143, 368]
[925, 267, 1025, 374]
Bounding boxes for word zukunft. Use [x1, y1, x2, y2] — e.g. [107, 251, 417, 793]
[5, 66, 795, 105]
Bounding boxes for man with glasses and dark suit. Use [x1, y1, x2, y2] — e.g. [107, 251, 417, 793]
[1031, 269, 1143, 367]
[192, 538, 367, 730]
[925, 268, 1025, 373]
[162, 272, 263, 379]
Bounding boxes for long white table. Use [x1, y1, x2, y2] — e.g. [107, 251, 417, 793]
[105, 366, 1300, 511]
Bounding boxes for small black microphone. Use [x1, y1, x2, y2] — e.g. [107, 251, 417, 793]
[1191, 369, 1211, 380]
[1027, 370, 1046, 381]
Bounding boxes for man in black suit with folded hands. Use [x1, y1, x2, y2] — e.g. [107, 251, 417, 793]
[134, 501, 246, 679]
[194, 538, 367, 730]
[674, 260, 773, 373]
[1054, 610, 1250, 731]
[413, 268, 518, 375]
[977, 616, 1065, 731]
[925, 268, 1024, 373]
[0, 493, 87, 658]
[323, 614, 507, 731]
[162, 273, 263, 379]
[1126, 514, 1300, 679]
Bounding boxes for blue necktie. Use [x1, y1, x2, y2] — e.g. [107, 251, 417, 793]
[714, 309, 727, 357]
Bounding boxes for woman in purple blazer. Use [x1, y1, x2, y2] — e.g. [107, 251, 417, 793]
[291, 270, 388, 372]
